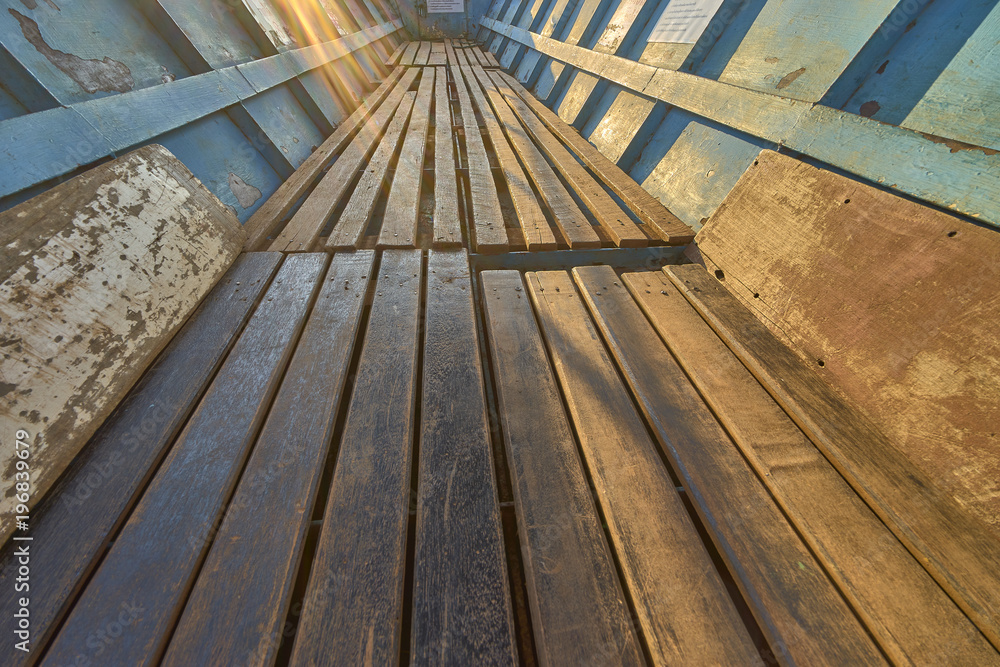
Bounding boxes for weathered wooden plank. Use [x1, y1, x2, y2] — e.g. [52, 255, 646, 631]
[385, 41, 407, 65]
[481, 270, 644, 666]
[496, 71, 694, 244]
[445, 38, 461, 67]
[665, 264, 1000, 650]
[245, 66, 406, 249]
[455, 66, 556, 251]
[0, 145, 244, 544]
[401, 41, 419, 66]
[378, 70, 435, 248]
[268, 68, 417, 252]
[524, 270, 759, 664]
[573, 266, 889, 665]
[489, 71, 647, 247]
[622, 269, 1000, 666]
[415, 41, 433, 65]
[450, 59, 509, 253]
[290, 250, 422, 665]
[163, 251, 375, 667]
[482, 46, 501, 67]
[324, 93, 416, 250]
[0, 252, 281, 663]
[411, 252, 517, 663]
[42, 253, 326, 665]
[433, 67, 462, 247]
[472, 66, 601, 249]
[428, 41, 448, 65]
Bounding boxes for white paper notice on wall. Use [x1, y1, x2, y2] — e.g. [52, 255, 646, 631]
[647, 0, 726, 43]
[427, 0, 463, 13]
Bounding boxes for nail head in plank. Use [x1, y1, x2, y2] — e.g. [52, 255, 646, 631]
[433, 67, 462, 248]
[481, 270, 644, 666]
[42, 253, 327, 665]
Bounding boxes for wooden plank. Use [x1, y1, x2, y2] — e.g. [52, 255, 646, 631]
[495, 71, 694, 244]
[489, 71, 648, 247]
[268, 68, 418, 251]
[0, 252, 281, 663]
[415, 40, 432, 66]
[411, 252, 517, 663]
[163, 251, 376, 666]
[665, 264, 1000, 650]
[481, 270, 644, 665]
[450, 58, 509, 253]
[445, 38, 460, 67]
[325, 93, 416, 250]
[0, 145, 244, 544]
[428, 41, 448, 65]
[400, 41, 419, 66]
[472, 66, 602, 249]
[622, 269, 1000, 666]
[385, 41, 407, 66]
[524, 270, 758, 665]
[378, 70, 435, 248]
[482, 46, 500, 67]
[572, 266, 888, 665]
[455, 65, 556, 251]
[433, 67, 462, 247]
[42, 254, 327, 665]
[290, 250, 422, 665]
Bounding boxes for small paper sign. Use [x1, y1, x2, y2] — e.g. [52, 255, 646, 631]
[647, 0, 726, 44]
[427, 0, 463, 13]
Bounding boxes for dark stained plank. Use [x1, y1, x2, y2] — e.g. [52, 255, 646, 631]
[428, 41, 447, 66]
[0, 252, 281, 664]
[163, 251, 376, 667]
[379, 69, 435, 248]
[386, 42, 407, 66]
[415, 40, 432, 65]
[433, 66, 462, 247]
[665, 263, 1000, 650]
[489, 71, 648, 248]
[472, 66, 601, 249]
[245, 67, 406, 250]
[411, 251, 517, 664]
[41, 254, 327, 666]
[622, 269, 1000, 665]
[481, 270, 644, 666]
[456, 65, 556, 251]
[400, 41, 419, 66]
[269, 68, 418, 252]
[290, 249, 422, 665]
[496, 71, 695, 244]
[524, 270, 759, 665]
[573, 266, 888, 665]
[325, 93, 416, 250]
[450, 57, 508, 253]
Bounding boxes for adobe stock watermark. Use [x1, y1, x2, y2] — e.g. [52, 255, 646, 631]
[11, 428, 32, 654]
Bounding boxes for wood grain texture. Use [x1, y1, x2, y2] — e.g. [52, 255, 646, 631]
[0, 145, 244, 544]
[163, 251, 375, 667]
[401, 41, 419, 66]
[42, 253, 326, 666]
[386, 42, 407, 65]
[428, 42, 448, 66]
[290, 250, 422, 666]
[573, 266, 887, 665]
[244, 66, 406, 250]
[665, 263, 1000, 651]
[416, 41, 432, 65]
[269, 68, 419, 252]
[325, 93, 416, 250]
[411, 252, 517, 664]
[525, 269, 758, 665]
[696, 149, 1000, 535]
[481, 270, 644, 666]
[496, 71, 694, 244]
[623, 269, 1000, 666]
[433, 67, 462, 247]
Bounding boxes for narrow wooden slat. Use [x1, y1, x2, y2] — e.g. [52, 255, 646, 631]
[268, 68, 418, 252]
[0, 253, 281, 664]
[415, 40, 432, 65]
[472, 66, 601, 249]
[573, 266, 887, 665]
[379, 69, 434, 248]
[481, 270, 645, 666]
[450, 57, 509, 252]
[489, 71, 647, 247]
[245, 66, 405, 249]
[428, 41, 447, 66]
[455, 65, 556, 251]
[386, 42, 407, 66]
[525, 270, 759, 665]
[325, 93, 416, 250]
[622, 269, 1000, 666]
[163, 252, 376, 667]
[42, 254, 327, 666]
[400, 41, 419, 66]
[290, 250, 422, 665]
[411, 252, 517, 663]
[483, 47, 500, 67]
[665, 264, 1000, 650]
[445, 38, 460, 67]
[496, 71, 694, 244]
[433, 67, 462, 247]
